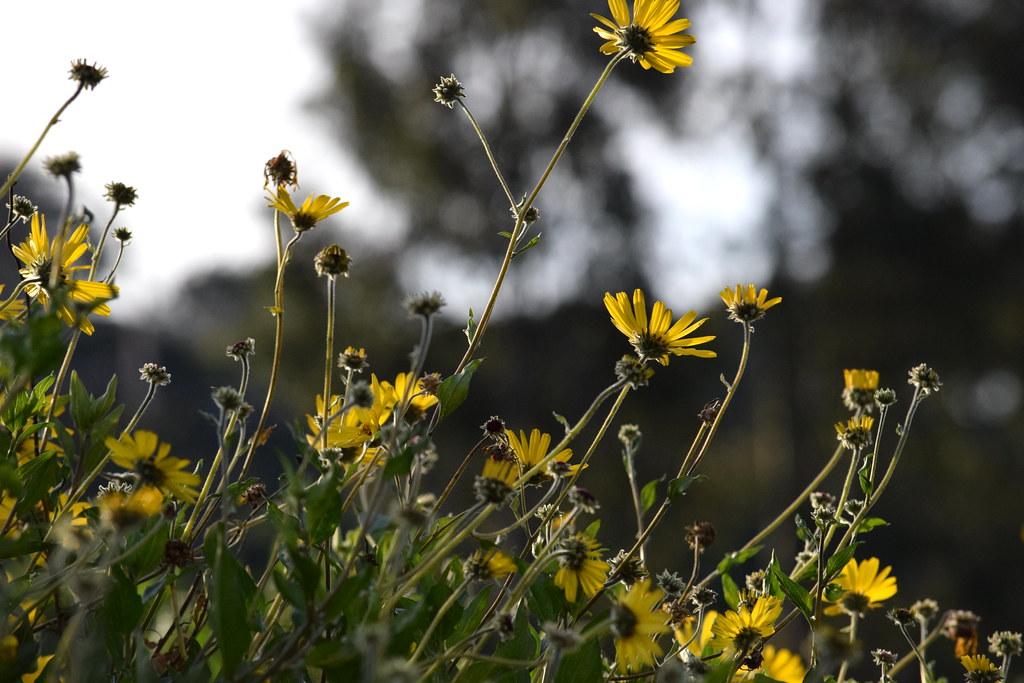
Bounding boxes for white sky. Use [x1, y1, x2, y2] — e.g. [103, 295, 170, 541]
[2, 0, 821, 322]
[2, 0, 401, 319]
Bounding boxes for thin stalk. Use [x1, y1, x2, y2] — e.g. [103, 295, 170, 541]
[320, 277, 337, 451]
[455, 54, 624, 373]
[410, 578, 470, 663]
[457, 101, 516, 209]
[835, 612, 858, 683]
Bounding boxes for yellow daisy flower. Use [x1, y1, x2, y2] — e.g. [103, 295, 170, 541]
[0, 285, 27, 321]
[710, 595, 782, 655]
[307, 375, 399, 453]
[105, 431, 200, 503]
[825, 557, 897, 616]
[465, 548, 517, 581]
[391, 372, 439, 419]
[506, 428, 580, 481]
[842, 368, 881, 412]
[720, 284, 782, 324]
[554, 533, 609, 603]
[960, 655, 1003, 683]
[834, 415, 875, 451]
[98, 486, 164, 529]
[744, 646, 807, 683]
[604, 288, 715, 365]
[674, 610, 717, 656]
[267, 186, 348, 232]
[591, 0, 696, 74]
[11, 212, 118, 334]
[844, 369, 880, 391]
[612, 579, 669, 672]
[480, 451, 520, 488]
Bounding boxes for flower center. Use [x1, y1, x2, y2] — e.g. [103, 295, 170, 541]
[619, 24, 654, 57]
[611, 604, 638, 639]
[632, 332, 670, 361]
[560, 538, 589, 571]
[136, 458, 166, 488]
[841, 591, 870, 614]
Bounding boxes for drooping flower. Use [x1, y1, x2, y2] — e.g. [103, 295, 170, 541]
[554, 533, 609, 603]
[710, 596, 782, 655]
[105, 431, 199, 503]
[612, 579, 669, 672]
[720, 284, 782, 324]
[97, 485, 164, 530]
[11, 213, 118, 334]
[591, 0, 696, 74]
[506, 428, 580, 482]
[825, 557, 897, 616]
[604, 289, 715, 365]
[267, 186, 349, 232]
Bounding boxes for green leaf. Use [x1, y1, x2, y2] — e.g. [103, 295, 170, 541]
[497, 231, 513, 239]
[667, 474, 705, 502]
[552, 412, 571, 435]
[452, 586, 494, 643]
[716, 545, 763, 574]
[463, 308, 477, 345]
[204, 526, 256, 677]
[553, 637, 602, 683]
[512, 233, 542, 257]
[436, 359, 483, 422]
[100, 566, 144, 636]
[305, 469, 341, 544]
[721, 573, 740, 610]
[856, 517, 888, 534]
[825, 543, 861, 579]
[754, 674, 789, 683]
[640, 477, 663, 513]
[527, 576, 566, 624]
[770, 560, 813, 621]
[858, 455, 873, 497]
[383, 447, 415, 478]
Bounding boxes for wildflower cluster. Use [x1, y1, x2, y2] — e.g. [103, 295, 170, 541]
[0, 9, 1012, 683]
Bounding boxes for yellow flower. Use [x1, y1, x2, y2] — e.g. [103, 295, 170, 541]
[834, 415, 875, 451]
[98, 486, 164, 529]
[307, 375, 398, 454]
[711, 596, 782, 655]
[720, 284, 782, 324]
[21, 654, 54, 683]
[554, 533, 609, 603]
[105, 431, 199, 503]
[391, 372, 439, 419]
[604, 289, 715, 366]
[480, 451, 520, 488]
[591, 0, 696, 74]
[960, 655, 1003, 683]
[612, 579, 669, 672]
[745, 646, 806, 683]
[506, 428, 580, 481]
[267, 186, 348, 232]
[11, 213, 118, 334]
[844, 369, 879, 391]
[0, 285, 27, 321]
[825, 557, 897, 616]
[466, 548, 517, 581]
[674, 610, 717, 656]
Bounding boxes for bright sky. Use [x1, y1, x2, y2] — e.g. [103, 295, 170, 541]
[2, 0, 820, 322]
[2, 0, 401, 319]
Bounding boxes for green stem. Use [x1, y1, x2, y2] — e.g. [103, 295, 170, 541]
[321, 277, 337, 451]
[457, 101, 516, 209]
[410, 578, 470, 663]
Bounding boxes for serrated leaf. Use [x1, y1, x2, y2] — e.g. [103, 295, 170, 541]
[436, 359, 483, 422]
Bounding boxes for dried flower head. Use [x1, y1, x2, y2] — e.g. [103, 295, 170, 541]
[473, 474, 513, 506]
[656, 569, 687, 598]
[7, 195, 36, 222]
[104, 182, 138, 207]
[835, 415, 874, 451]
[44, 152, 82, 179]
[988, 631, 1023, 658]
[139, 363, 171, 386]
[568, 486, 599, 513]
[163, 539, 193, 568]
[910, 598, 940, 624]
[69, 59, 108, 89]
[241, 482, 267, 506]
[314, 244, 351, 278]
[698, 399, 722, 424]
[481, 415, 506, 437]
[684, 520, 716, 551]
[618, 423, 642, 448]
[908, 364, 942, 396]
[349, 380, 374, 409]
[226, 337, 256, 362]
[432, 74, 464, 108]
[872, 649, 897, 667]
[511, 197, 541, 224]
[609, 549, 648, 585]
[874, 387, 898, 408]
[212, 386, 243, 412]
[405, 291, 446, 317]
[338, 346, 369, 373]
[264, 150, 298, 189]
[114, 227, 133, 243]
[542, 623, 582, 651]
[888, 608, 915, 628]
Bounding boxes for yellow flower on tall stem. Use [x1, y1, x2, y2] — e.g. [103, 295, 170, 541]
[266, 186, 349, 233]
[506, 428, 580, 481]
[674, 610, 717, 656]
[612, 579, 669, 672]
[825, 557, 897, 616]
[105, 431, 199, 503]
[710, 595, 782, 655]
[554, 533, 609, 603]
[604, 289, 715, 365]
[720, 284, 782, 324]
[11, 212, 118, 334]
[591, 0, 697, 74]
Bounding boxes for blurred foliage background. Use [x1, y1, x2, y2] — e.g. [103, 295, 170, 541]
[4, 0, 1023, 677]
